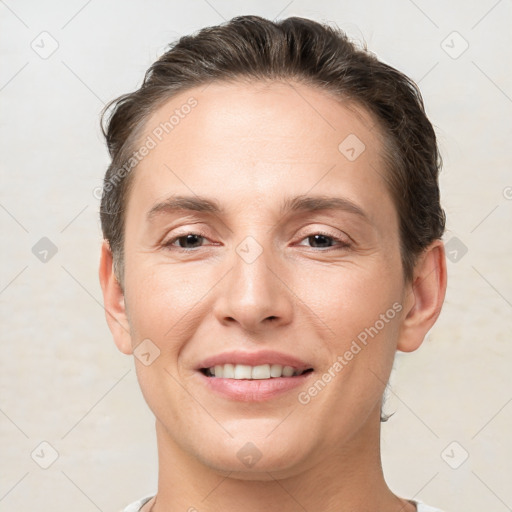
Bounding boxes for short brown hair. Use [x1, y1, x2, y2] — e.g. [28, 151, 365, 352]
[100, 14, 445, 287]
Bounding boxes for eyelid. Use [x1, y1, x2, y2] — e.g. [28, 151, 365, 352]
[294, 232, 352, 251]
[294, 223, 353, 244]
[161, 229, 211, 248]
[161, 227, 352, 252]
[158, 222, 211, 243]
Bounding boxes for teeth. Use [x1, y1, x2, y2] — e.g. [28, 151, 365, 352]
[282, 365, 294, 377]
[221, 363, 234, 378]
[251, 364, 270, 379]
[234, 364, 253, 379]
[270, 364, 283, 377]
[206, 363, 306, 379]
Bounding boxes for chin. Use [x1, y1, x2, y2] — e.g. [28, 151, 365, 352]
[204, 453, 308, 481]
[193, 431, 312, 478]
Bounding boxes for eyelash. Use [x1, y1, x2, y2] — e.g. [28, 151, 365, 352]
[162, 230, 351, 252]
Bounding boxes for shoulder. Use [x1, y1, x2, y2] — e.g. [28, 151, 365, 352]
[118, 494, 155, 512]
[118, 495, 446, 512]
[413, 499, 447, 512]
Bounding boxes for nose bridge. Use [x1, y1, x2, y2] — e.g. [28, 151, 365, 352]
[215, 233, 292, 330]
[232, 234, 277, 308]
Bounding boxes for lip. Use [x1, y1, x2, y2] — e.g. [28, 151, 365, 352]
[197, 370, 314, 402]
[194, 349, 315, 402]
[196, 349, 314, 372]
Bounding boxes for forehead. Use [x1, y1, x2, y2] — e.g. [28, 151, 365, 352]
[125, 79, 397, 231]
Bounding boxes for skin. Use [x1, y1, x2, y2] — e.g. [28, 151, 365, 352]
[99, 80, 447, 512]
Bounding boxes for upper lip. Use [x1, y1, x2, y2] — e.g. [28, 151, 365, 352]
[196, 350, 313, 371]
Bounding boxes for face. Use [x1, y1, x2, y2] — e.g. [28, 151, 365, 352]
[119, 80, 411, 478]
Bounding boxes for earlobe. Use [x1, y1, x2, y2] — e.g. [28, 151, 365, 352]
[98, 240, 133, 355]
[397, 240, 447, 352]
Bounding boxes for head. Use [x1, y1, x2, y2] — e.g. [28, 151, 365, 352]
[99, 15, 447, 477]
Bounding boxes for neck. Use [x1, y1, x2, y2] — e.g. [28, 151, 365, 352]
[147, 405, 415, 512]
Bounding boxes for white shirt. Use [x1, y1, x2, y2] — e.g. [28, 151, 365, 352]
[120, 494, 447, 511]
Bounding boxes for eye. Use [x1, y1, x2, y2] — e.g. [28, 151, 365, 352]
[162, 232, 210, 251]
[162, 230, 351, 252]
[296, 231, 351, 250]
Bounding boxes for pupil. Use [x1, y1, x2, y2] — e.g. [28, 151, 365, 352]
[179, 234, 332, 249]
[310, 234, 331, 248]
[181, 234, 202, 248]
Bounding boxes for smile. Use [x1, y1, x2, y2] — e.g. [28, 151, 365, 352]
[201, 363, 314, 379]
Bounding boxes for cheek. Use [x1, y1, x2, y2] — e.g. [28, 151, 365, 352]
[295, 267, 403, 435]
[307, 263, 402, 346]
[124, 261, 214, 422]
[125, 260, 213, 343]
[303, 261, 404, 404]
[126, 261, 198, 328]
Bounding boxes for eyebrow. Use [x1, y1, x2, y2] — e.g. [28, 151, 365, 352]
[146, 194, 371, 223]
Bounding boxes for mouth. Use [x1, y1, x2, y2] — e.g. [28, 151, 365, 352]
[194, 350, 315, 401]
[200, 364, 314, 379]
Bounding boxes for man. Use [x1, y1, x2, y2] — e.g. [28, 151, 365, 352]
[98, 15, 448, 512]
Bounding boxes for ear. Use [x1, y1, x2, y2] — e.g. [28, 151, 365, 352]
[397, 239, 447, 352]
[98, 240, 133, 355]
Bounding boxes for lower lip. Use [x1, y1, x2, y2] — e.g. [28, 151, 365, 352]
[197, 371, 314, 402]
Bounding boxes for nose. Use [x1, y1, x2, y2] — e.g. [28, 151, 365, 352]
[213, 239, 294, 335]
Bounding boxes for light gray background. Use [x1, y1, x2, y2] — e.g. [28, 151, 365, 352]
[1, 1, 511, 511]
